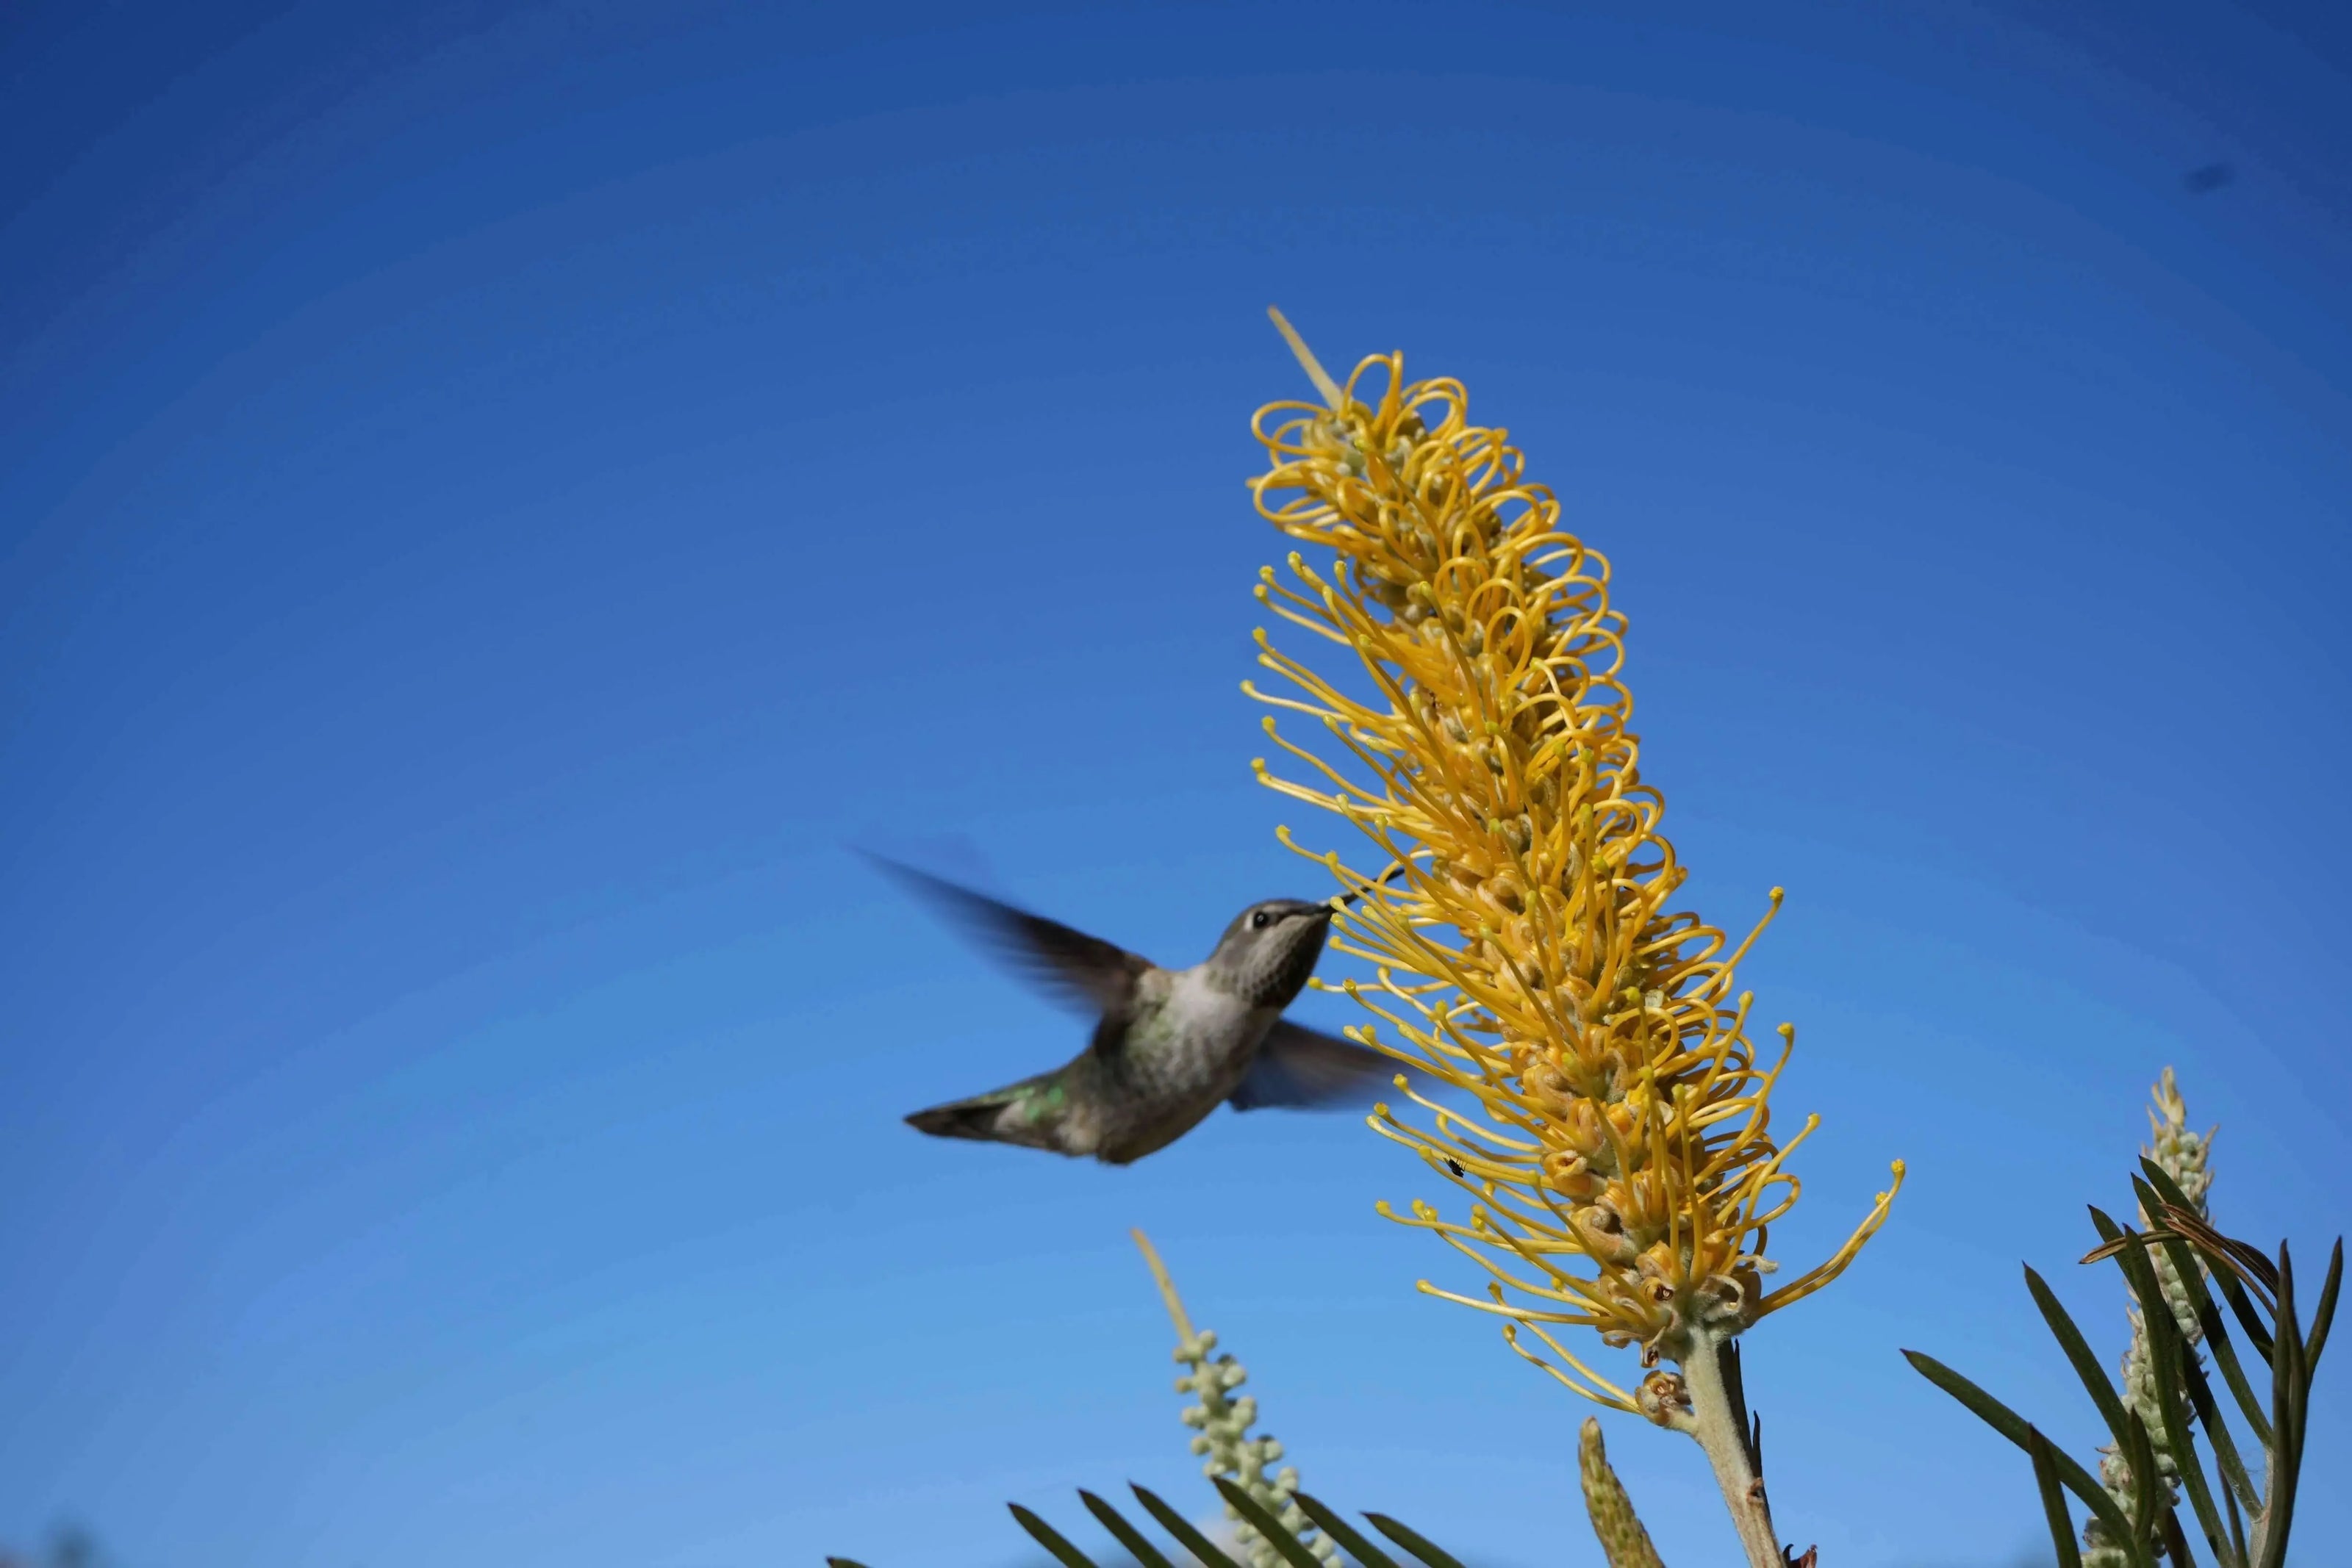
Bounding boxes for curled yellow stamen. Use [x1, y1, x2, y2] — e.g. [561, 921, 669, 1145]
[1247, 311, 1901, 1396]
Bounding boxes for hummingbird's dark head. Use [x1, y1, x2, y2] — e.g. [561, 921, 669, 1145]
[1205, 898, 1333, 1007]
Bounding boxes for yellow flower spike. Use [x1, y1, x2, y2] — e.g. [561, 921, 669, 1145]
[1245, 312, 1901, 1568]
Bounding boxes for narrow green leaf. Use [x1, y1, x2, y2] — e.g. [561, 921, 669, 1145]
[1129, 1484, 1246, 1568]
[1011, 1504, 1104, 1568]
[2026, 1425, 2085, 1568]
[2145, 1429, 2233, 1568]
[1904, 1348, 2142, 1556]
[2197, 1381, 2264, 1522]
[2110, 1226, 2238, 1567]
[2077, 1249, 2161, 1559]
[1078, 1490, 1178, 1568]
[2206, 1263, 2278, 1364]
[2303, 1237, 2342, 1373]
[2252, 1250, 2303, 1568]
[2134, 1162, 2196, 1221]
[1362, 1514, 1469, 1568]
[2179, 1338, 2261, 1521]
[2109, 1195, 2265, 1517]
[2025, 1265, 2133, 1445]
[2130, 1176, 2281, 1301]
[2118, 1184, 2274, 1363]
[1292, 1494, 1401, 1568]
[2162, 1508, 2201, 1568]
[1213, 1480, 1327, 1568]
[2140, 1212, 2274, 1447]
[2118, 1408, 2162, 1553]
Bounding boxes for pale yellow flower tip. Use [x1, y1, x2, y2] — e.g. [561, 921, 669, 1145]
[1266, 306, 1345, 409]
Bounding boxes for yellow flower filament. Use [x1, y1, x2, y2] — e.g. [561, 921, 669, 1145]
[1244, 309, 1902, 1404]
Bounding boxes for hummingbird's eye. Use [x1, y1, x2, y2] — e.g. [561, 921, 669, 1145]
[1250, 910, 1272, 929]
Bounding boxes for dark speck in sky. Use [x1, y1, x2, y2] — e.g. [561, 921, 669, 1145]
[2184, 162, 2234, 193]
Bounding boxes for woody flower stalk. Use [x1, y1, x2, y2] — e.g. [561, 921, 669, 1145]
[1242, 309, 1903, 1568]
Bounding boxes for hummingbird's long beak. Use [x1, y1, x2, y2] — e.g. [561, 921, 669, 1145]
[1331, 860, 1410, 911]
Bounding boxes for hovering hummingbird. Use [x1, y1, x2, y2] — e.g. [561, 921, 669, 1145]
[872, 860, 1398, 1165]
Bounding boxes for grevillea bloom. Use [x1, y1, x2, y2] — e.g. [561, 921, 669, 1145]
[1244, 310, 1902, 1409]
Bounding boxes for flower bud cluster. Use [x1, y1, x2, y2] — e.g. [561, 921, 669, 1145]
[1172, 1328, 1336, 1567]
[2085, 1069, 2218, 1568]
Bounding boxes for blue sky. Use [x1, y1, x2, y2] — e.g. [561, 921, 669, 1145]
[2, 3, 2347, 1565]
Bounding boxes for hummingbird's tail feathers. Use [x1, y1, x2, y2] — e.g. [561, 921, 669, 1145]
[903, 1099, 1005, 1141]
[903, 1076, 1075, 1154]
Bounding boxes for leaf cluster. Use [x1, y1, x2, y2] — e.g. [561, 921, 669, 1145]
[828, 1479, 1471, 1568]
[1907, 1159, 2340, 1568]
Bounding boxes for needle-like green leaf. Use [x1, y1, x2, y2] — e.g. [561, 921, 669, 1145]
[2025, 1264, 2132, 1445]
[2112, 1223, 2238, 1568]
[1011, 1504, 1104, 1568]
[2112, 1191, 2265, 1519]
[2027, 1425, 2086, 1568]
[1363, 1513, 1470, 1568]
[2252, 1249, 2303, 1568]
[1292, 1493, 1401, 1568]
[1078, 1490, 1179, 1568]
[1904, 1348, 2142, 1560]
[1213, 1480, 1327, 1568]
[1128, 1484, 1246, 1568]
[2108, 1184, 2275, 1363]
[2130, 1194, 2274, 1447]
[2303, 1238, 2342, 1373]
[2162, 1508, 2201, 1568]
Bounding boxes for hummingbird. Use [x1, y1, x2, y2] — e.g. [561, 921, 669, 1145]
[872, 860, 1398, 1165]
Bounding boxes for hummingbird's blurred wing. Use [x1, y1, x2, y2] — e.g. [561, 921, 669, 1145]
[868, 857, 1151, 1015]
[1228, 1019, 1398, 1110]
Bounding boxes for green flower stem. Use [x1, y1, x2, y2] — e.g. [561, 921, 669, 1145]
[1678, 1334, 1782, 1568]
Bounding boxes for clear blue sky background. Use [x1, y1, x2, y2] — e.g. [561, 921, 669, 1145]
[3, 4, 2346, 1566]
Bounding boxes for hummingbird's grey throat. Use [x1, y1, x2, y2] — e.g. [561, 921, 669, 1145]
[1203, 899, 1334, 1007]
[869, 858, 1397, 1166]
